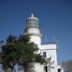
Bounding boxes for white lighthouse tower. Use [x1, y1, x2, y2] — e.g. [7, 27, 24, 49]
[24, 14, 64, 72]
[24, 14, 41, 45]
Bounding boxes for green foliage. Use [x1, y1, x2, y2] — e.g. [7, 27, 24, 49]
[1, 35, 18, 71]
[1, 34, 46, 72]
[6, 35, 17, 44]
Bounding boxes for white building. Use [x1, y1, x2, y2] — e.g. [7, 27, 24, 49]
[24, 14, 64, 72]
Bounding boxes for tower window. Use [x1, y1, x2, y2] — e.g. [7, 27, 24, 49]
[44, 66, 47, 72]
[58, 69, 61, 72]
[43, 52, 46, 57]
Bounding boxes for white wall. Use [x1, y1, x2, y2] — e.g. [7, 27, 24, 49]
[38, 44, 58, 72]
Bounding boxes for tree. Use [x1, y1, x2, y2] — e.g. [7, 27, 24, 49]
[15, 35, 46, 72]
[1, 35, 18, 72]
[1, 35, 46, 72]
[62, 60, 72, 72]
[0, 40, 4, 63]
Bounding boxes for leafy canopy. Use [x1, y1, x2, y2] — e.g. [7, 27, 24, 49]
[1, 34, 46, 72]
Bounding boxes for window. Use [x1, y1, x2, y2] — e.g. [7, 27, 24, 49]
[58, 69, 61, 72]
[43, 52, 46, 57]
[44, 66, 47, 72]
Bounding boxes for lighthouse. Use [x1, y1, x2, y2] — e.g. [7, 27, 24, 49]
[24, 14, 64, 72]
[24, 14, 41, 45]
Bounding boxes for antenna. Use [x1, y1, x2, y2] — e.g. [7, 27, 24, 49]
[52, 33, 56, 43]
[44, 34, 48, 44]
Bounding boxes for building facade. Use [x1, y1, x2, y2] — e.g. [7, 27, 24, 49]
[24, 14, 64, 72]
